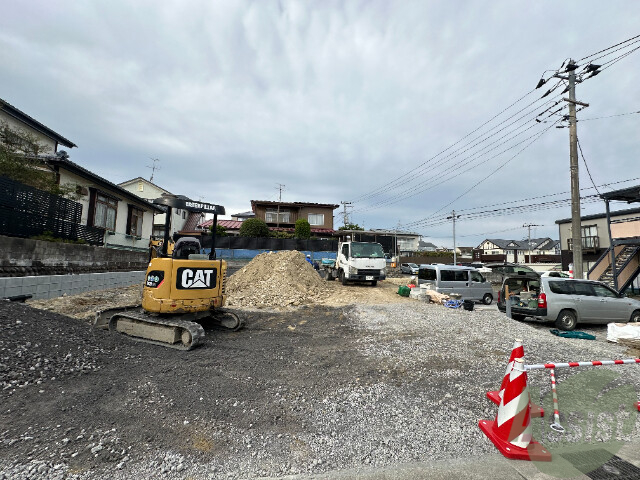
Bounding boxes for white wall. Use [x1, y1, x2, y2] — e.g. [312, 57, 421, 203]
[0, 111, 58, 153]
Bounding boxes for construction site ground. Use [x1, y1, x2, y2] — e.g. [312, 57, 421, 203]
[2, 253, 640, 479]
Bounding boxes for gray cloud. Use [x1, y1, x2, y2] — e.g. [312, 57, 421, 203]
[1, 1, 638, 246]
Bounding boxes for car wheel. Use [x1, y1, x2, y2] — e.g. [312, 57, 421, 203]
[370, 280, 377, 287]
[482, 293, 493, 305]
[555, 310, 577, 331]
[511, 314, 526, 321]
[631, 310, 640, 323]
[340, 271, 348, 286]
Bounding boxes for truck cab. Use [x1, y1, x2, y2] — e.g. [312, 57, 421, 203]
[334, 241, 387, 286]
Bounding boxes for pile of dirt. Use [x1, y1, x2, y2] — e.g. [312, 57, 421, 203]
[226, 250, 328, 309]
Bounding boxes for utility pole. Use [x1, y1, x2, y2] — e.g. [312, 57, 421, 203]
[147, 158, 160, 182]
[555, 60, 589, 279]
[523, 224, 540, 263]
[340, 201, 352, 228]
[447, 210, 461, 265]
[276, 183, 285, 229]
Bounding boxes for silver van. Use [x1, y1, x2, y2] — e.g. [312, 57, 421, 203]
[417, 265, 494, 304]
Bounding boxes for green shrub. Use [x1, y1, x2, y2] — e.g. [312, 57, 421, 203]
[294, 219, 311, 239]
[239, 218, 270, 237]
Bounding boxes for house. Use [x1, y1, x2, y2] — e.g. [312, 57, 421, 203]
[1, 98, 161, 251]
[197, 219, 243, 236]
[118, 177, 202, 238]
[1, 97, 76, 153]
[231, 211, 255, 221]
[418, 240, 438, 252]
[474, 238, 560, 264]
[556, 184, 640, 290]
[44, 155, 163, 250]
[250, 200, 339, 236]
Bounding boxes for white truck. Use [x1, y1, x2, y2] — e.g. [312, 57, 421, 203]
[324, 241, 387, 286]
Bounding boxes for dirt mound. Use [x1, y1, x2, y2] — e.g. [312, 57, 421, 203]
[226, 250, 327, 309]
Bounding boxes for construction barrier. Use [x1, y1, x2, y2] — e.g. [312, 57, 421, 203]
[480, 341, 640, 461]
[526, 358, 640, 370]
[486, 339, 544, 417]
[479, 358, 552, 461]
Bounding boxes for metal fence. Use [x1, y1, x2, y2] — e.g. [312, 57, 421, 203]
[0, 176, 104, 245]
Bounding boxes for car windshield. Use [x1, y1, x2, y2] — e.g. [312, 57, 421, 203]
[351, 242, 385, 258]
[409, 263, 418, 268]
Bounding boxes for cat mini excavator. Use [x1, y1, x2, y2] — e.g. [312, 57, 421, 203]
[94, 196, 243, 350]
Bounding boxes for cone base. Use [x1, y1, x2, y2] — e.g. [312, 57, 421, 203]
[479, 419, 552, 462]
[486, 391, 545, 417]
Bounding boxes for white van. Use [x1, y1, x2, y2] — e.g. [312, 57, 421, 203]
[418, 265, 494, 304]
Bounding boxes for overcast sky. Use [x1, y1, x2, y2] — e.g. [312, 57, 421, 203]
[2, 1, 638, 247]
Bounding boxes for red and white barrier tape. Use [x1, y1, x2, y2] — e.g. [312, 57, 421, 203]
[526, 358, 640, 371]
[549, 368, 564, 433]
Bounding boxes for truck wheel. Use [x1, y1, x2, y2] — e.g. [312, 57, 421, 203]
[340, 271, 348, 285]
[325, 271, 333, 281]
[555, 310, 577, 331]
[482, 293, 493, 305]
[370, 280, 377, 287]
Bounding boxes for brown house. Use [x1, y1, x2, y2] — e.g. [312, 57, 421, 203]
[250, 200, 339, 235]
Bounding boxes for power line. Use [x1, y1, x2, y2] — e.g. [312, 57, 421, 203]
[580, 110, 640, 121]
[578, 34, 640, 62]
[576, 137, 601, 196]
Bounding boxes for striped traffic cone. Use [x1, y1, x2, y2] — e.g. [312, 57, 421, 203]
[479, 358, 551, 461]
[486, 339, 544, 418]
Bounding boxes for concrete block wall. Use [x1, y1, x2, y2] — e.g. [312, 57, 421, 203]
[0, 271, 145, 300]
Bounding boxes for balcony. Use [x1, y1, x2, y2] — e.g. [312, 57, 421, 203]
[567, 236, 599, 252]
[264, 211, 299, 225]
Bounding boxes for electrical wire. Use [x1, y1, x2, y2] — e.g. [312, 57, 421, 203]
[580, 110, 640, 121]
[576, 137, 601, 196]
[577, 34, 640, 62]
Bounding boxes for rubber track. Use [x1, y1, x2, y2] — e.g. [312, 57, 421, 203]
[108, 310, 206, 351]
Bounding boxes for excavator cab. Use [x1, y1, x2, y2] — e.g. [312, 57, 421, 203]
[96, 195, 243, 350]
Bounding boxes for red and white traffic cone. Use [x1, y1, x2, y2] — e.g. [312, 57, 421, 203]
[487, 340, 544, 417]
[479, 358, 551, 461]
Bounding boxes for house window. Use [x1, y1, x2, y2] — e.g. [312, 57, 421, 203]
[127, 206, 144, 236]
[182, 211, 186, 219]
[94, 194, 117, 231]
[308, 213, 324, 226]
[265, 208, 289, 223]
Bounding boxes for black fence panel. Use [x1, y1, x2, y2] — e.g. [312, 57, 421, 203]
[201, 235, 338, 252]
[0, 177, 104, 245]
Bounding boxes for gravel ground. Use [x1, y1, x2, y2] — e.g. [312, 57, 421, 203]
[1, 292, 639, 479]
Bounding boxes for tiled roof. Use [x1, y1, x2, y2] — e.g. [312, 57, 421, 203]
[43, 154, 164, 212]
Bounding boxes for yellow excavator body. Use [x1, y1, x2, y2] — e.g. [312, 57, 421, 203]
[142, 257, 228, 314]
[95, 196, 243, 350]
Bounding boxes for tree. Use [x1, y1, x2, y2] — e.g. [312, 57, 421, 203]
[0, 122, 79, 198]
[294, 218, 311, 239]
[239, 218, 270, 237]
[338, 223, 364, 231]
[211, 224, 227, 237]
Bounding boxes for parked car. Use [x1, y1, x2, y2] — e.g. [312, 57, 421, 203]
[484, 262, 537, 276]
[400, 263, 419, 274]
[418, 264, 494, 304]
[540, 271, 570, 278]
[497, 275, 640, 330]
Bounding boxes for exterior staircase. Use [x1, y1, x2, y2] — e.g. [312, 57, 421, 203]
[588, 242, 640, 292]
